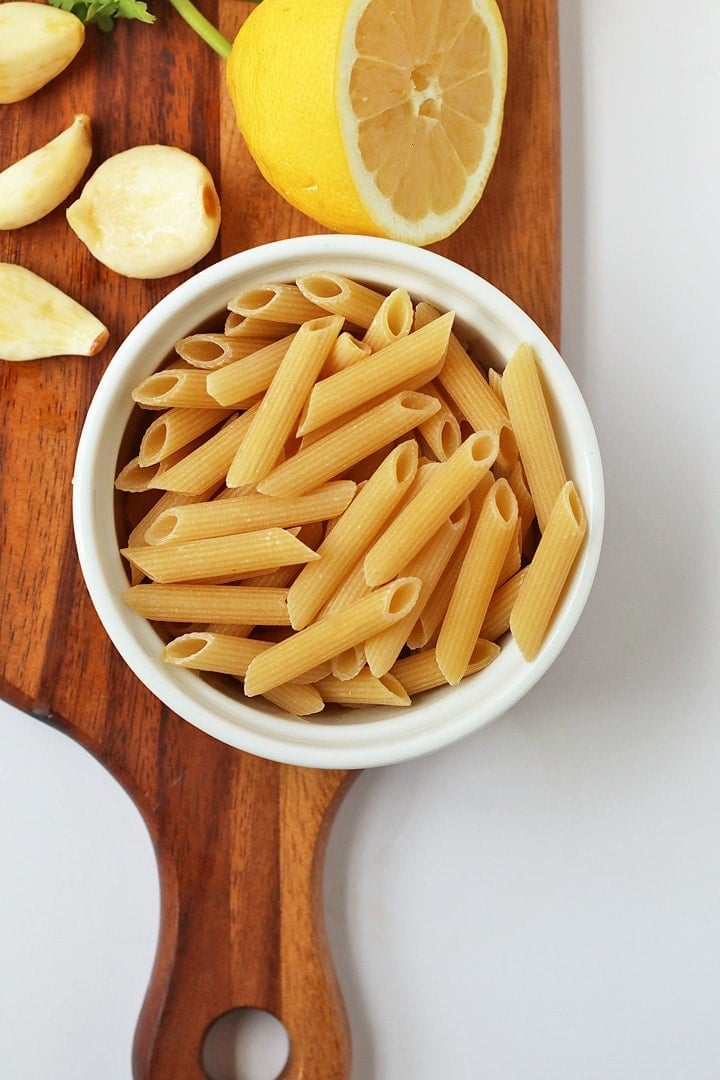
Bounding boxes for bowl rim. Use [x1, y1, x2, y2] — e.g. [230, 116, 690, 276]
[72, 234, 605, 769]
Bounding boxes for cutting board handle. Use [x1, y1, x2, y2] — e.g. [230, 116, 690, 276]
[127, 733, 355, 1080]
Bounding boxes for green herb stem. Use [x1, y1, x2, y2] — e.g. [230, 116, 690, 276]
[165, 0, 232, 57]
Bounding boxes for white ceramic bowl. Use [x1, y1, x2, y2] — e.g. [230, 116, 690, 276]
[72, 235, 604, 769]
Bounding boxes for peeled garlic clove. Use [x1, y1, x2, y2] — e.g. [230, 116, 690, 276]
[66, 145, 221, 280]
[0, 3, 85, 105]
[0, 263, 108, 361]
[0, 114, 93, 231]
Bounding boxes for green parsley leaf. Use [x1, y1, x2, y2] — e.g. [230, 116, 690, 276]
[49, 0, 155, 31]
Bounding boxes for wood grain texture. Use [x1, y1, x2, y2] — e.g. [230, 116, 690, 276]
[0, 0, 559, 1075]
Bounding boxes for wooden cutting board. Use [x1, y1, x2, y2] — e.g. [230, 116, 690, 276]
[0, 1, 560, 1076]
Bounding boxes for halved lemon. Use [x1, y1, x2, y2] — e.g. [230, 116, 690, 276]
[227, 0, 507, 246]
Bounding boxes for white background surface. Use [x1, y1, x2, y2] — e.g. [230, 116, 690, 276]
[2, 1, 720, 1077]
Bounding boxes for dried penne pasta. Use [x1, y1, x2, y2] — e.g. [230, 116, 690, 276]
[206, 334, 297, 407]
[124, 584, 291, 625]
[405, 471, 495, 648]
[228, 282, 329, 323]
[322, 332, 371, 375]
[243, 577, 421, 697]
[286, 440, 418, 629]
[363, 431, 498, 588]
[121, 528, 319, 584]
[436, 479, 518, 684]
[391, 639, 500, 696]
[227, 315, 343, 486]
[132, 369, 227, 410]
[138, 407, 226, 466]
[315, 670, 410, 707]
[506, 458, 536, 542]
[297, 311, 453, 436]
[320, 558, 371, 620]
[498, 518, 522, 585]
[144, 482, 356, 545]
[152, 407, 258, 494]
[262, 682, 325, 716]
[488, 365, 505, 405]
[417, 381, 462, 461]
[295, 271, 385, 328]
[116, 273, 590, 713]
[258, 391, 439, 499]
[115, 455, 164, 493]
[223, 313, 296, 340]
[126, 486, 220, 548]
[363, 287, 413, 352]
[415, 301, 509, 436]
[364, 500, 469, 677]
[329, 646, 366, 682]
[175, 333, 270, 369]
[501, 342, 567, 532]
[114, 441, 204, 492]
[479, 567, 528, 641]
[163, 632, 324, 715]
[510, 481, 586, 660]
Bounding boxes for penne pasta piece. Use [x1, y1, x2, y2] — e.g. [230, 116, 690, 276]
[257, 390, 439, 499]
[417, 381, 462, 461]
[391, 638, 500, 695]
[498, 517, 522, 586]
[509, 481, 586, 660]
[132, 368, 227, 410]
[479, 567, 528, 642]
[501, 342, 567, 532]
[415, 301, 509, 435]
[295, 271, 385, 328]
[175, 333, 272, 369]
[364, 499, 469, 677]
[297, 311, 453, 436]
[227, 315, 343, 486]
[362, 287, 413, 352]
[320, 559, 371, 620]
[223, 313, 296, 340]
[316, 670, 411, 707]
[124, 584, 291, 625]
[488, 365, 505, 405]
[329, 645, 366, 682]
[152, 407, 258, 494]
[506, 458, 536, 542]
[286, 440, 418, 629]
[121, 528, 319, 584]
[228, 282, 329, 323]
[435, 479, 518, 684]
[243, 576, 421, 697]
[144, 482, 356, 545]
[363, 431, 498, 588]
[125, 486, 221, 584]
[126, 486, 220, 548]
[138, 407, 226, 466]
[206, 333, 297, 407]
[239, 522, 325, 590]
[263, 682, 325, 716]
[322, 332, 371, 375]
[164, 631, 268, 676]
[115, 455, 164, 493]
[405, 471, 494, 648]
[114, 441, 203, 492]
[162, 632, 324, 714]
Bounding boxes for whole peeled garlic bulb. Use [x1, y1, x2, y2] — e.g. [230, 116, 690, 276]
[0, 263, 108, 361]
[66, 145, 222, 279]
[0, 114, 93, 231]
[0, 3, 85, 105]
